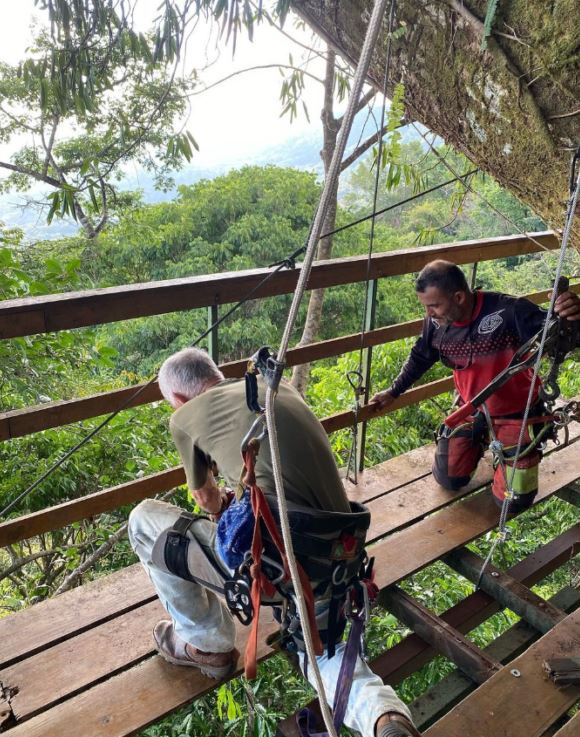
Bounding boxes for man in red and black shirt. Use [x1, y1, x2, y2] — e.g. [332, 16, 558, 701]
[371, 260, 580, 513]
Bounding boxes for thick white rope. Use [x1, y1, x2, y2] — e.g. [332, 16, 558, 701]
[264, 1, 393, 734]
[478, 167, 580, 581]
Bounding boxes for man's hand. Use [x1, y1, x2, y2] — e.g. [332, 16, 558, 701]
[370, 389, 396, 411]
[193, 467, 224, 515]
[554, 290, 580, 321]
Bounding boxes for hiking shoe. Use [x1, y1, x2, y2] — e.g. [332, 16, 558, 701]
[153, 620, 238, 679]
[377, 712, 422, 737]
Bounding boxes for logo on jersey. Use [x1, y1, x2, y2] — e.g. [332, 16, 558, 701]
[478, 309, 505, 335]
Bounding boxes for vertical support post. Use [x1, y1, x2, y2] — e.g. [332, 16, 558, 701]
[357, 278, 378, 472]
[207, 304, 219, 364]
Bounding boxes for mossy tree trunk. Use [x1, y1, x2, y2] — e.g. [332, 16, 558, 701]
[292, 0, 579, 238]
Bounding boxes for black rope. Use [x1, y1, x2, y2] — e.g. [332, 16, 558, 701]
[322, 168, 479, 240]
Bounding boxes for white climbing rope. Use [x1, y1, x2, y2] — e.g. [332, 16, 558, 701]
[264, 0, 395, 734]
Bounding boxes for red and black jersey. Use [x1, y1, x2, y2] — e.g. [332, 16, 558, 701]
[389, 291, 548, 417]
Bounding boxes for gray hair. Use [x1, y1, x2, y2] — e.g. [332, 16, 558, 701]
[158, 347, 224, 402]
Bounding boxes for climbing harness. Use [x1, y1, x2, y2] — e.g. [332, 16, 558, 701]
[461, 149, 580, 585]
[444, 278, 580, 431]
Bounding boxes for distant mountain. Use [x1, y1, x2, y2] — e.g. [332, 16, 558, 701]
[0, 114, 423, 242]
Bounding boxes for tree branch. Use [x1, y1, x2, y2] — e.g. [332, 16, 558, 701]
[0, 161, 63, 189]
[53, 488, 178, 596]
[190, 63, 324, 97]
[340, 124, 388, 172]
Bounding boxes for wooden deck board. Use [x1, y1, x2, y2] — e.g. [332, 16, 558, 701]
[370, 440, 580, 591]
[551, 711, 580, 737]
[3, 442, 578, 735]
[0, 564, 155, 670]
[424, 609, 580, 737]
[277, 523, 580, 737]
[4, 618, 277, 737]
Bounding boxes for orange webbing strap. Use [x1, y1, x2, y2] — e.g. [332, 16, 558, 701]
[242, 440, 323, 678]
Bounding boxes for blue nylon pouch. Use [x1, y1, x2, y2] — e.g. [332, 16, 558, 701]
[216, 490, 255, 569]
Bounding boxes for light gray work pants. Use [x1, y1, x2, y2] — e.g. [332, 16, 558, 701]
[128, 498, 412, 737]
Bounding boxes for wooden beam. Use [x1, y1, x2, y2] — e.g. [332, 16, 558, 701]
[379, 585, 502, 684]
[0, 233, 559, 340]
[445, 548, 567, 634]
[410, 586, 580, 730]
[3, 280, 576, 443]
[0, 318, 425, 441]
[278, 524, 580, 737]
[551, 711, 580, 737]
[557, 482, 580, 508]
[423, 609, 580, 737]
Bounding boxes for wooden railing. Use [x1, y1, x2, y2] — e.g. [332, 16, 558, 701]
[0, 231, 569, 547]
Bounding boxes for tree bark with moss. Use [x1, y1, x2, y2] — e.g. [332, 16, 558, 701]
[291, 0, 580, 239]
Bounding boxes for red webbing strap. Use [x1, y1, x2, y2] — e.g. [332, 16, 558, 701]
[242, 440, 322, 678]
[491, 414, 555, 426]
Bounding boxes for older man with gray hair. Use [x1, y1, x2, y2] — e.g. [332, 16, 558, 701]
[128, 346, 421, 737]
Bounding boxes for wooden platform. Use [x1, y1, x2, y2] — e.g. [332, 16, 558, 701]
[1, 431, 579, 737]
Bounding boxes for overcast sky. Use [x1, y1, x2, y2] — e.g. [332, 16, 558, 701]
[0, 1, 340, 169]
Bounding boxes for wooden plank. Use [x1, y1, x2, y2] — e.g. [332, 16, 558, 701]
[365, 456, 494, 543]
[5, 281, 573, 442]
[379, 585, 502, 684]
[0, 377, 454, 546]
[551, 711, 580, 737]
[410, 586, 580, 730]
[3, 618, 277, 737]
[370, 440, 580, 592]
[277, 523, 580, 737]
[446, 548, 567, 634]
[424, 609, 580, 737]
[0, 233, 558, 339]
[0, 564, 154, 670]
[0, 600, 166, 722]
[10, 447, 579, 736]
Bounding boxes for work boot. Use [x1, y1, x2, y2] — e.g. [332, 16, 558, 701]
[376, 712, 422, 737]
[153, 620, 238, 679]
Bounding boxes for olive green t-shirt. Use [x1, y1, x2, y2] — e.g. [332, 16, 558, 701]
[170, 378, 350, 514]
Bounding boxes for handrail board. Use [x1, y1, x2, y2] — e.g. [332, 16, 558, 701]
[0, 232, 558, 339]
[0, 376, 455, 546]
[1, 441, 577, 733]
[4, 282, 577, 442]
[424, 609, 580, 737]
[0, 317, 425, 441]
